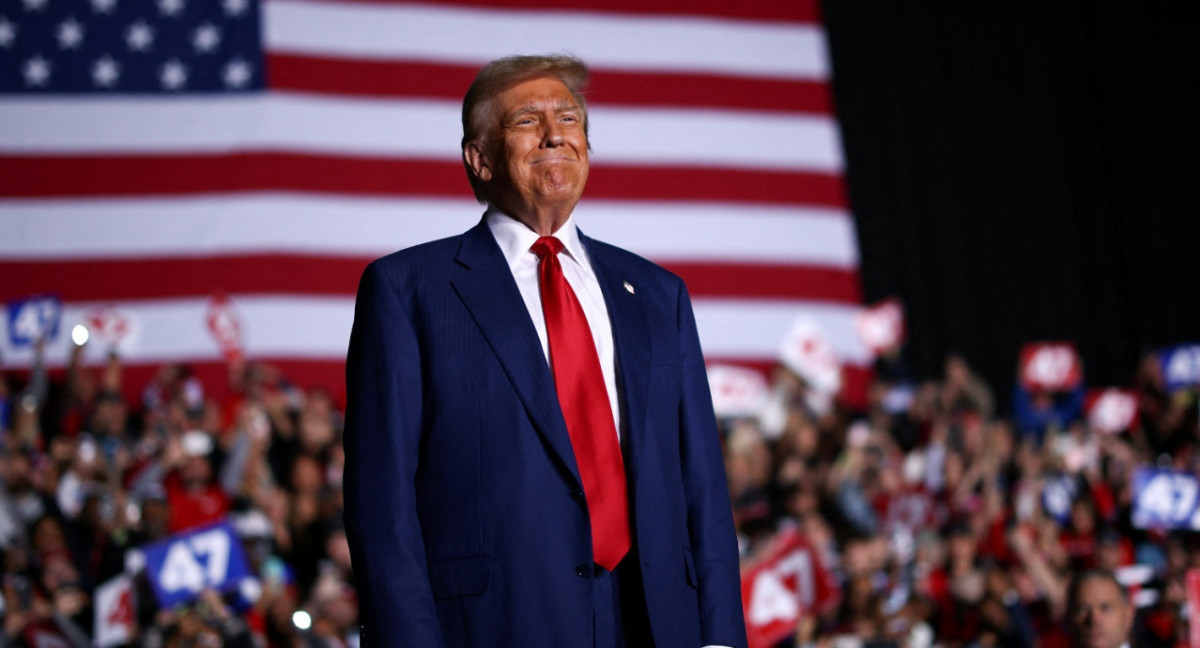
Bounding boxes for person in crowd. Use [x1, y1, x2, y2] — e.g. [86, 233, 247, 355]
[1067, 569, 1134, 648]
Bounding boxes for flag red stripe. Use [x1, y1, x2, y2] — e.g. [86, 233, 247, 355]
[704, 358, 872, 411]
[294, 0, 821, 23]
[0, 256, 369, 303]
[664, 262, 860, 303]
[0, 155, 848, 207]
[22, 356, 867, 416]
[0, 256, 860, 304]
[266, 54, 833, 114]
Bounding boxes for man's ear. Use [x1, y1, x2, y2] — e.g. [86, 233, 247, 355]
[463, 141, 492, 182]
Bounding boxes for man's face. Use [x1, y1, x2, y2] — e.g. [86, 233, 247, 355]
[1071, 577, 1133, 648]
[466, 76, 589, 228]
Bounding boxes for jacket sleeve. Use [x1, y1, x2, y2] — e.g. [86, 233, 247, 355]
[675, 282, 749, 648]
[343, 261, 445, 647]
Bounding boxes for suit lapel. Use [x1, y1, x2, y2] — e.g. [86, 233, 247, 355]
[582, 234, 652, 490]
[450, 221, 582, 489]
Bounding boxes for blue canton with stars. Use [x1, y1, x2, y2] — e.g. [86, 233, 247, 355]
[0, 0, 263, 93]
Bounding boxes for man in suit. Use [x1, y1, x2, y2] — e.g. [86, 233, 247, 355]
[343, 54, 747, 648]
[1068, 569, 1133, 648]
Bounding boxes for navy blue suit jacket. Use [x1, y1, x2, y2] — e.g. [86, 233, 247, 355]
[343, 219, 747, 647]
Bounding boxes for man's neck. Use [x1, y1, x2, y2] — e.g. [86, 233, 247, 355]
[489, 201, 574, 235]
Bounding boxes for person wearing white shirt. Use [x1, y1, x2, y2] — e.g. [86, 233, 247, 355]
[344, 54, 747, 647]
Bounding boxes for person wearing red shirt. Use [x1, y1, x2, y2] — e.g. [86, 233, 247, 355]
[164, 430, 230, 533]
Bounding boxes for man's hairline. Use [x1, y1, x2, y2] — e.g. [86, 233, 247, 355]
[1068, 569, 1131, 610]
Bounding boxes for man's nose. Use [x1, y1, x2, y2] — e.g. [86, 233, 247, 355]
[542, 120, 564, 147]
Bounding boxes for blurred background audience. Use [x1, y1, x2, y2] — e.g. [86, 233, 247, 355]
[0, 330, 1197, 648]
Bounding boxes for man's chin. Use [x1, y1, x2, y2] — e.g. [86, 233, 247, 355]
[531, 182, 585, 205]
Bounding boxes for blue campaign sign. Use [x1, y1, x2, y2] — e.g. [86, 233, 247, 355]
[6, 295, 62, 348]
[1159, 343, 1200, 392]
[141, 520, 251, 608]
[1132, 468, 1200, 531]
[1041, 474, 1078, 524]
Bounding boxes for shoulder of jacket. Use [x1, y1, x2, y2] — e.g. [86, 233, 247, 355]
[583, 236, 684, 289]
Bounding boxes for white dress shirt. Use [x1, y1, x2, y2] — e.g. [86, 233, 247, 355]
[487, 209, 733, 648]
[486, 208, 621, 437]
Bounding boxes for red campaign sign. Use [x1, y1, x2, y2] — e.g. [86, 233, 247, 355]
[206, 294, 244, 363]
[779, 318, 842, 395]
[1186, 569, 1200, 648]
[708, 364, 769, 418]
[1018, 342, 1082, 392]
[1085, 388, 1139, 435]
[741, 527, 840, 648]
[83, 305, 133, 346]
[884, 487, 934, 534]
[855, 297, 905, 356]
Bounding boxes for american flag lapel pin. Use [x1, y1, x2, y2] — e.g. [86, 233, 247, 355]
[623, 280, 635, 294]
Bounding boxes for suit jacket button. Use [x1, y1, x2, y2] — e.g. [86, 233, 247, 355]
[575, 564, 591, 578]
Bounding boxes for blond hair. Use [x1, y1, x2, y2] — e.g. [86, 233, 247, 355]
[460, 55, 590, 202]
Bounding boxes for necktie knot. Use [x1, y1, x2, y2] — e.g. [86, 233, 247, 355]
[530, 236, 564, 259]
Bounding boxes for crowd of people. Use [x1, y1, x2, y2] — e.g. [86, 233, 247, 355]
[1, 344, 354, 647]
[726, 349, 1199, 647]
[0, 336, 1197, 647]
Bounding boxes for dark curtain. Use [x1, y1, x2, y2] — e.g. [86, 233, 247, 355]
[823, 0, 1200, 405]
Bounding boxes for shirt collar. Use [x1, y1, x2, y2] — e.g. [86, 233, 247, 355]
[485, 207, 593, 274]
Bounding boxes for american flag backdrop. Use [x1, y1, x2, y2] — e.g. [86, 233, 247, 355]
[0, 0, 868, 405]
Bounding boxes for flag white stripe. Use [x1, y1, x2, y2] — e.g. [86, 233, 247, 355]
[0, 296, 868, 369]
[694, 298, 872, 364]
[0, 195, 858, 267]
[265, 0, 830, 80]
[0, 95, 842, 171]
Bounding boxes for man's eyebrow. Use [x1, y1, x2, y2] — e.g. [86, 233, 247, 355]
[506, 101, 580, 120]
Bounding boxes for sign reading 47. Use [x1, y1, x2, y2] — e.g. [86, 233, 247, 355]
[139, 521, 251, 607]
[1132, 468, 1200, 531]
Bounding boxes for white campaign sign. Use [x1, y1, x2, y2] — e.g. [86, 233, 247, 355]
[1024, 345, 1077, 388]
[779, 317, 842, 394]
[1088, 389, 1137, 434]
[93, 574, 135, 647]
[708, 364, 769, 418]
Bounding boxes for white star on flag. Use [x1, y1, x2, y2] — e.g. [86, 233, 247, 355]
[158, 0, 184, 17]
[22, 54, 51, 87]
[91, 55, 120, 87]
[193, 23, 220, 53]
[0, 18, 16, 48]
[22, 0, 49, 12]
[222, 0, 248, 17]
[222, 57, 251, 88]
[160, 58, 187, 89]
[57, 17, 84, 49]
[125, 21, 153, 51]
[90, 0, 117, 14]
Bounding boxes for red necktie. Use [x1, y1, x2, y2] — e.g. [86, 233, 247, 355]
[531, 235, 630, 571]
